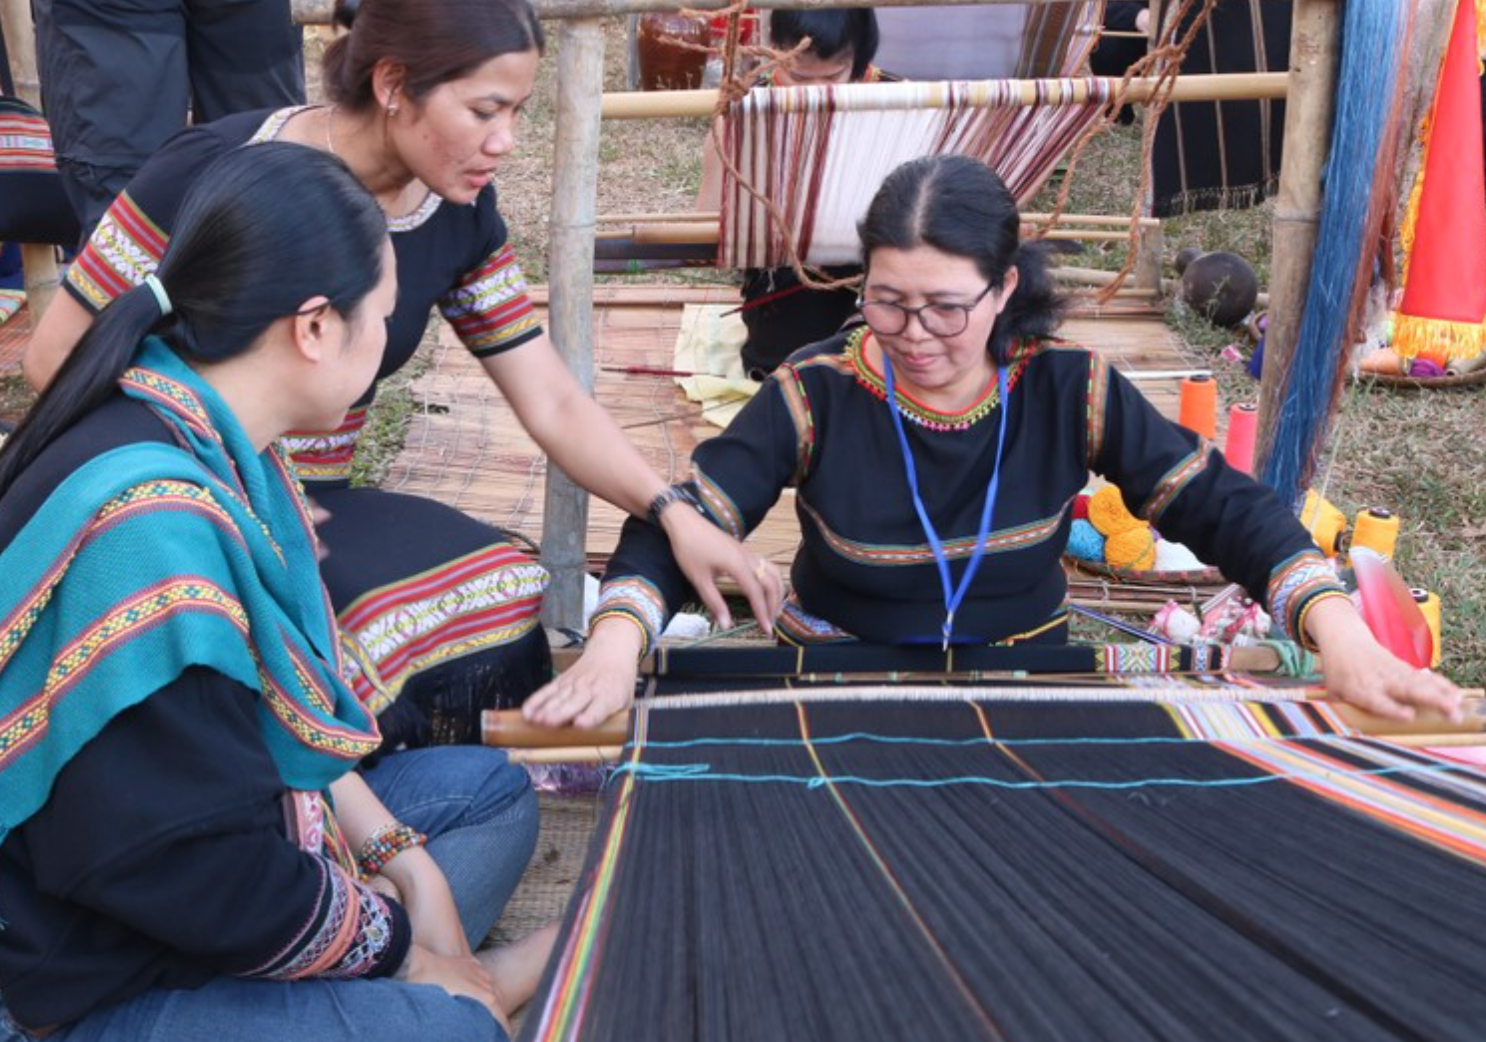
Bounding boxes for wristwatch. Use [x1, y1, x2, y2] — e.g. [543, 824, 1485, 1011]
[647, 483, 706, 527]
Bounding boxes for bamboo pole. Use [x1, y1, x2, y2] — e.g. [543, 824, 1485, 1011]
[293, 0, 1183, 26]
[1, 0, 62, 320]
[603, 72, 1289, 119]
[1254, 0, 1340, 482]
[541, 17, 606, 632]
[594, 210, 1161, 229]
[595, 222, 1158, 246]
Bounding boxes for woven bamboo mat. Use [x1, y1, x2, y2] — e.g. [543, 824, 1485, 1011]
[385, 284, 1206, 567]
[0, 298, 29, 374]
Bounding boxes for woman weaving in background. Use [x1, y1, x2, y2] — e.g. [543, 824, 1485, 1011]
[0, 146, 541, 1041]
[697, 9, 895, 378]
[529, 155, 1462, 729]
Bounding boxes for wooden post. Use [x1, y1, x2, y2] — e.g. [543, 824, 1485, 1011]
[1, 0, 62, 320]
[1254, 0, 1341, 483]
[541, 17, 606, 631]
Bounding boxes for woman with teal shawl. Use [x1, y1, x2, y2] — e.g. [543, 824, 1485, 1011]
[0, 145, 540, 1041]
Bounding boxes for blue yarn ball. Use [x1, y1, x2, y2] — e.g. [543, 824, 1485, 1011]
[1067, 519, 1106, 562]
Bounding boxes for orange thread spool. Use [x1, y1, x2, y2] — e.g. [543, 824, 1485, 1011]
[1178, 375, 1218, 440]
[1410, 588, 1443, 668]
[1224, 402, 1259, 475]
[1351, 507, 1400, 560]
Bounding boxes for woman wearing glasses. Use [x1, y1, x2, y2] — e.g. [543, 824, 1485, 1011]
[526, 155, 1461, 729]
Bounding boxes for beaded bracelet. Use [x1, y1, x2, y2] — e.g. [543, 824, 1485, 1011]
[357, 823, 428, 879]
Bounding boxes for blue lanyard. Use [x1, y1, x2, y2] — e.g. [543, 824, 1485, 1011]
[880, 353, 1010, 650]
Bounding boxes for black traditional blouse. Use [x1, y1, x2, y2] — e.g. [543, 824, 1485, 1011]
[594, 328, 1345, 650]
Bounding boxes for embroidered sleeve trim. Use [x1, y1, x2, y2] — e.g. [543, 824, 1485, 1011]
[1086, 349, 1110, 468]
[244, 860, 406, 981]
[66, 191, 168, 312]
[591, 577, 668, 657]
[438, 244, 543, 356]
[693, 467, 744, 540]
[774, 365, 816, 482]
[1139, 446, 1210, 523]
[1267, 550, 1347, 649]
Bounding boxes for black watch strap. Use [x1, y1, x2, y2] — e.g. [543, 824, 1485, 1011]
[647, 483, 705, 527]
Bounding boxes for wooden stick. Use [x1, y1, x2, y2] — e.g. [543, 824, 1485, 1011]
[539, 17, 605, 632]
[506, 745, 623, 764]
[594, 210, 1159, 230]
[1255, 0, 1340, 473]
[598, 223, 1163, 248]
[1329, 696, 1486, 738]
[1372, 733, 1486, 749]
[603, 73, 1290, 120]
[295, 0, 1248, 27]
[483, 709, 629, 748]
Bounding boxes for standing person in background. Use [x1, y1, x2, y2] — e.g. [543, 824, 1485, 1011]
[31, 0, 306, 242]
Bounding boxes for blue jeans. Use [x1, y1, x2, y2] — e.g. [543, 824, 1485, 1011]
[5, 975, 503, 1042]
[0, 747, 536, 1042]
[361, 745, 540, 946]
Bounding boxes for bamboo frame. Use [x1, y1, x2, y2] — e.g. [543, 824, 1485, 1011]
[1255, 0, 1340, 478]
[540, 17, 607, 628]
[484, 692, 1486, 763]
[602, 72, 1289, 120]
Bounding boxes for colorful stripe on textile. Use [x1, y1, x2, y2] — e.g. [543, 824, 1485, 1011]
[0, 109, 55, 172]
[438, 244, 542, 357]
[589, 576, 667, 659]
[281, 407, 369, 485]
[1265, 550, 1348, 649]
[338, 543, 548, 713]
[1217, 736, 1486, 868]
[65, 191, 168, 312]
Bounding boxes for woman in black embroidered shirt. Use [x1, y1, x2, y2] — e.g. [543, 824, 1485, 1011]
[528, 155, 1461, 729]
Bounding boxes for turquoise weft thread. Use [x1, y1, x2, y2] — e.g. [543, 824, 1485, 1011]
[610, 760, 1480, 792]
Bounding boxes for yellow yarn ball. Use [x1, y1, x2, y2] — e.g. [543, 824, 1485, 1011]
[1104, 525, 1156, 570]
[1087, 485, 1143, 537]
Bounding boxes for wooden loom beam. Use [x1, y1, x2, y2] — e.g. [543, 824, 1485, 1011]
[602, 73, 1289, 120]
[540, 17, 606, 630]
[1254, 0, 1341, 480]
[292, 0, 1207, 25]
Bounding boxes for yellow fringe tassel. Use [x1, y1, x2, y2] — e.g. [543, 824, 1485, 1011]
[1392, 312, 1486, 363]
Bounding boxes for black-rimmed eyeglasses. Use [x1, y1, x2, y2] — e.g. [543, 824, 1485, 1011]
[856, 282, 997, 338]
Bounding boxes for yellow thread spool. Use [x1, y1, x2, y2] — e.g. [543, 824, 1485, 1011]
[1300, 490, 1348, 558]
[1351, 507, 1400, 560]
[1411, 588, 1443, 668]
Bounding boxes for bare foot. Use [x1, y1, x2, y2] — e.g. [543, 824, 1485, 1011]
[478, 923, 560, 1015]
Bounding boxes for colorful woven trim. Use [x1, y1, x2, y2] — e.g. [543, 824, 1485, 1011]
[693, 467, 745, 540]
[0, 108, 55, 172]
[1085, 349, 1110, 467]
[1139, 446, 1210, 524]
[591, 577, 669, 658]
[775, 595, 855, 645]
[338, 543, 549, 712]
[439, 244, 543, 357]
[1266, 550, 1347, 651]
[847, 327, 1011, 431]
[66, 191, 167, 312]
[280, 407, 369, 485]
[798, 497, 1065, 568]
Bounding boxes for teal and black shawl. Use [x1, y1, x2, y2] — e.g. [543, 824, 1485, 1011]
[0, 338, 381, 849]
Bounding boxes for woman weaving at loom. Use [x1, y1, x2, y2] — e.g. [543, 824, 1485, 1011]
[20, 0, 779, 754]
[0, 146, 540, 1041]
[529, 155, 1462, 730]
[697, 9, 895, 379]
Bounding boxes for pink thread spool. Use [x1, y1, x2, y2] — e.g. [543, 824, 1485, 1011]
[1224, 403, 1259, 475]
